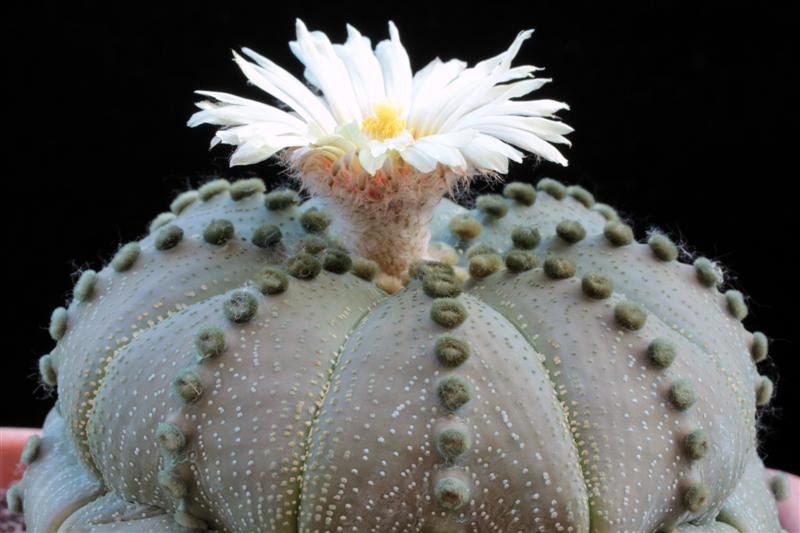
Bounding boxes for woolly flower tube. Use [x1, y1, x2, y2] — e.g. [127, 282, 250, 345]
[189, 19, 571, 275]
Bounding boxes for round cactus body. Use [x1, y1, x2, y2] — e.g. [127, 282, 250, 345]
[12, 176, 783, 532]
[12, 18, 785, 533]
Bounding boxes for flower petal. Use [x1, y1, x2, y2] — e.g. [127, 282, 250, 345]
[464, 115, 573, 145]
[498, 65, 544, 82]
[335, 121, 370, 148]
[471, 30, 534, 75]
[407, 58, 467, 129]
[422, 30, 536, 136]
[400, 130, 476, 173]
[374, 21, 413, 115]
[188, 96, 307, 132]
[233, 49, 336, 134]
[225, 132, 308, 166]
[229, 142, 280, 166]
[442, 78, 552, 131]
[290, 19, 363, 124]
[358, 147, 390, 175]
[476, 124, 568, 166]
[333, 24, 386, 117]
[398, 145, 438, 173]
[214, 124, 305, 146]
[469, 133, 524, 161]
[461, 144, 509, 173]
[492, 99, 570, 117]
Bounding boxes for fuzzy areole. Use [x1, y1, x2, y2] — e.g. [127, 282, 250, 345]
[434, 476, 471, 510]
[154, 224, 184, 250]
[423, 273, 463, 298]
[251, 223, 282, 248]
[173, 368, 205, 404]
[581, 272, 613, 299]
[436, 426, 472, 460]
[195, 326, 228, 359]
[511, 225, 541, 249]
[254, 266, 289, 295]
[430, 298, 468, 328]
[503, 181, 537, 205]
[223, 291, 258, 322]
[434, 334, 471, 367]
[437, 375, 472, 411]
[203, 218, 235, 245]
[505, 249, 538, 272]
[468, 253, 503, 279]
[264, 189, 300, 210]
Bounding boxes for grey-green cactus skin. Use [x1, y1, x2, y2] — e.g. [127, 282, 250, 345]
[15, 177, 781, 532]
[298, 287, 589, 531]
[14, 410, 104, 533]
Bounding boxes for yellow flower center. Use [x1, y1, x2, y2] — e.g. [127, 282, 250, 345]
[361, 101, 406, 141]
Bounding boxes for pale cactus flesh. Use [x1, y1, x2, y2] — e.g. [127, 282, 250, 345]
[10, 177, 786, 532]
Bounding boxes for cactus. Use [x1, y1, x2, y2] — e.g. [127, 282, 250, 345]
[11, 19, 784, 533]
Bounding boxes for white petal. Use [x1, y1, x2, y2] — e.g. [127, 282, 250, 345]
[398, 146, 438, 173]
[413, 30, 534, 137]
[335, 121, 370, 148]
[374, 21, 413, 115]
[333, 24, 386, 117]
[358, 147, 389, 175]
[374, 130, 415, 153]
[498, 65, 543, 82]
[485, 78, 552, 103]
[471, 133, 525, 162]
[366, 140, 391, 158]
[288, 36, 321, 89]
[459, 134, 527, 173]
[290, 144, 347, 165]
[287, 39, 323, 91]
[188, 97, 307, 131]
[442, 78, 552, 131]
[471, 29, 533, 74]
[495, 29, 534, 71]
[478, 124, 568, 166]
[315, 134, 357, 154]
[290, 19, 362, 124]
[460, 144, 509, 173]
[491, 99, 570, 117]
[192, 90, 278, 108]
[400, 130, 476, 172]
[408, 58, 467, 130]
[233, 49, 336, 133]
[415, 141, 466, 169]
[214, 124, 304, 146]
[229, 142, 280, 166]
[522, 116, 574, 143]
[466, 115, 573, 144]
[227, 132, 308, 166]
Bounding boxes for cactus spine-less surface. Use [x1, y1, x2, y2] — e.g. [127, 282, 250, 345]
[12, 177, 783, 532]
[13, 18, 785, 533]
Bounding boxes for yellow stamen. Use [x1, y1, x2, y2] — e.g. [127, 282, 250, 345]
[361, 101, 406, 141]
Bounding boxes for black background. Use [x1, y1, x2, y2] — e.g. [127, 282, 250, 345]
[5, 2, 797, 473]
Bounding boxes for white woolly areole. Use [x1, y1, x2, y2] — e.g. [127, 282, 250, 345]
[189, 18, 572, 274]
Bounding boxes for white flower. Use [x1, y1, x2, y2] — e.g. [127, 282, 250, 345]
[188, 19, 572, 182]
